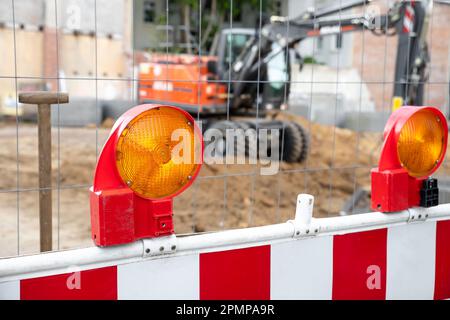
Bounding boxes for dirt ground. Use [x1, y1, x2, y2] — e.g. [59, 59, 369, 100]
[1, 113, 449, 257]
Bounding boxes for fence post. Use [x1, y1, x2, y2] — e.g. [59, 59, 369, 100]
[18, 91, 69, 252]
[295, 193, 314, 225]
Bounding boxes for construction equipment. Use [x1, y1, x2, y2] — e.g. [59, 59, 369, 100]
[138, 0, 434, 163]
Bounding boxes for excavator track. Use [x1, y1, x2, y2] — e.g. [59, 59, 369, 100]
[290, 121, 309, 163]
[281, 122, 304, 163]
[204, 118, 310, 164]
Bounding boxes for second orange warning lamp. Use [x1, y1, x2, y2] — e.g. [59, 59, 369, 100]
[371, 106, 448, 212]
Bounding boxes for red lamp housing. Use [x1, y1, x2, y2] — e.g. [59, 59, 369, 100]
[371, 106, 448, 212]
[90, 104, 203, 246]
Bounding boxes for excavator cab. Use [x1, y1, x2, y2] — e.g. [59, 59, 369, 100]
[261, 42, 291, 111]
[212, 28, 293, 112]
[211, 28, 255, 80]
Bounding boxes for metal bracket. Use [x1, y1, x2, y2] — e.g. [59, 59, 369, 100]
[142, 234, 177, 258]
[289, 219, 321, 239]
[407, 207, 429, 223]
[289, 194, 319, 239]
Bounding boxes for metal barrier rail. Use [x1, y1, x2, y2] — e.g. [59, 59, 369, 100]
[1, 196, 450, 283]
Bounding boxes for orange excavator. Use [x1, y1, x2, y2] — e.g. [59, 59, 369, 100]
[139, 54, 228, 115]
[138, 0, 433, 163]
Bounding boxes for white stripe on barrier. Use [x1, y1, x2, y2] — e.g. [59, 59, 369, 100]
[118, 254, 199, 300]
[386, 222, 436, 300]
[270, 237, 333, 300]
[0, 280, 19, 300]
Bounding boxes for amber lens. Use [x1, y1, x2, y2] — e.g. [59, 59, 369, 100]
[397, 109, 445, 178]
[116, 107, 200, 199]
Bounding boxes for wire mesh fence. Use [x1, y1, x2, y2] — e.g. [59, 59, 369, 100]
[0, 0, 449, 257]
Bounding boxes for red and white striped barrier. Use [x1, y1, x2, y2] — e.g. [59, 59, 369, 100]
[1, 196, 450, 300]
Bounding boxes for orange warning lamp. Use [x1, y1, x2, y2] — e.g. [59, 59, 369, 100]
[371, 106, 447, 212]
[90, 104, 203, 246]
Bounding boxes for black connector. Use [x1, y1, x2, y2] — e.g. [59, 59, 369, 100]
[420, 178, 439, 208]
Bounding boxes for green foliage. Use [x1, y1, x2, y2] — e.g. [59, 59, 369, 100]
[174, 0, 277, 19]
[156, 13, 167, 25]
[166, 0, 279, 53]
[302, 56, 324, 65]
[218, 0, 275, 17]
[175, 0, 198, 7]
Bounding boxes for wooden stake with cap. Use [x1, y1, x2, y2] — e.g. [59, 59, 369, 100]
[18, 91, 69, 252]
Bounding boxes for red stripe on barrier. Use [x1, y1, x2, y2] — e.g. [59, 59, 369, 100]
[332, 229, 387, 300]
[20, 266, 117, 300]
[200, 245, 270, 300]
[434, 220, 450, 300]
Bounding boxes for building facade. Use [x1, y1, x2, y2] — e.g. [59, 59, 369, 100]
[0, 0, 133, 117]
[0, 0, 448, 117]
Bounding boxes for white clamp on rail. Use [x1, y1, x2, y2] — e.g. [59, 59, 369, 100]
[407, 206, 430, 223]
[288, 194, 319, 239]
[142, 234, 178, 258]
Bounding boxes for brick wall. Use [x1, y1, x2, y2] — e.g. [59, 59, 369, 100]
[352, 1, 450, 112]
[426, 4, 450, 109]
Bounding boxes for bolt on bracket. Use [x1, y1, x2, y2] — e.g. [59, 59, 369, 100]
[288, 194, 318, 239]
[407, 207, 429, 223]
[142, 234, 177, 258]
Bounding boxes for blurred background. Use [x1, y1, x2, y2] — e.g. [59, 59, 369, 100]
[1, 0, 450, 257]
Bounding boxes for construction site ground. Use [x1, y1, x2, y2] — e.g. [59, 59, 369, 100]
[1, 112, 450, 257]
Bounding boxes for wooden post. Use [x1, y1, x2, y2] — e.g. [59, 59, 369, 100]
[18, 91, 69, 252]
